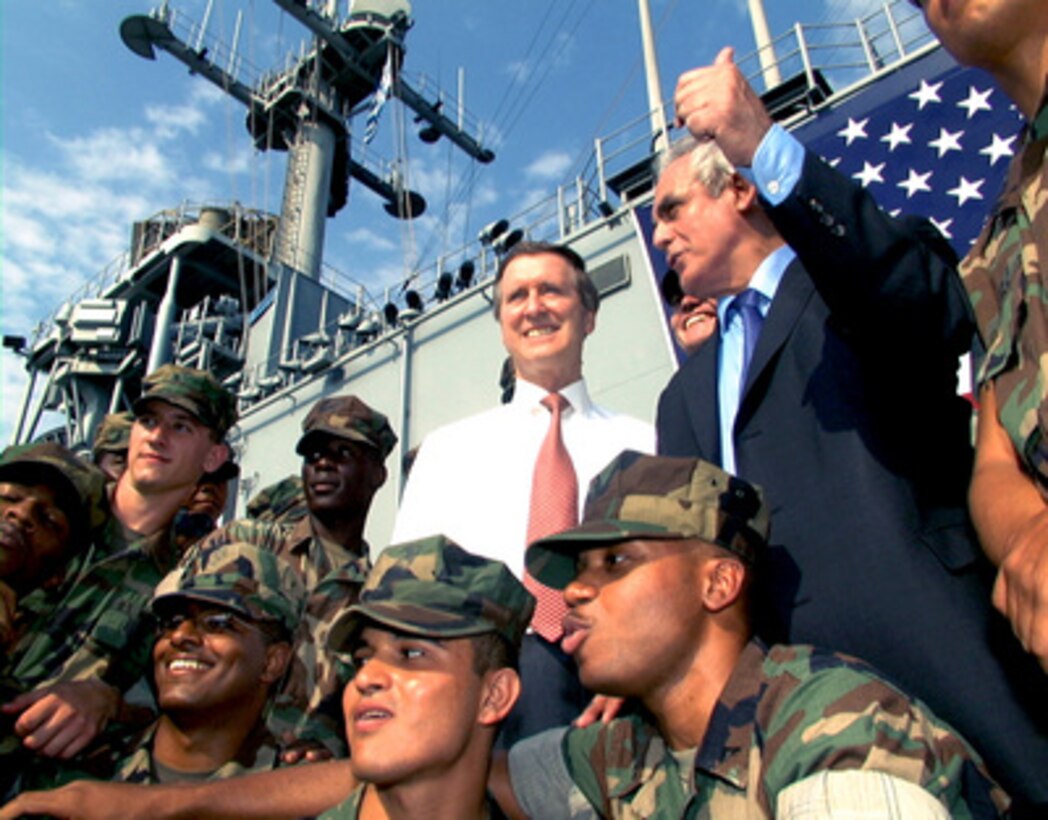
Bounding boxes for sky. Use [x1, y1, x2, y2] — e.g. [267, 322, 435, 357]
[0, 0, 891, 443]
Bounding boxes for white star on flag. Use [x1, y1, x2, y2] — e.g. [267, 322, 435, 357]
[930, 216, 954, 239]
[909, 79, 943, 110]
[853, 161, 886, 188]
[837, 117, 869, 146]
[929, 127, 964, 158]
[957, 86, 994, 119]
[897, 169, 933, 199]
[946, 176, 985, 206]
[980, 133, 1016, 166]
[881, 122, 913, 151]
[792, 54, 1018, 258]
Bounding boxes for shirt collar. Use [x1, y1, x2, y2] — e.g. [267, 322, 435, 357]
[512, 377, 592, 415]
[608, 640, 769, 800]
[718, 245, 796, 327]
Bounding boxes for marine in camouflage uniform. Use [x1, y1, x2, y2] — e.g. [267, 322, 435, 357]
[317, 535, 533, 820]
[0, 444, 108, 663]
[0, 366, 236, 784]
[511, 451, 1008, 819]
[113, 540, 302, 783]
[21, 541, 302, 789]
[189, 394, 397, 758]
[961, 82, 1048, 489]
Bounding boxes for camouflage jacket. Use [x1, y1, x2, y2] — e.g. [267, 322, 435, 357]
[961, 93, 1048, 489]
[1, 514, 177, 693]
[561, 642, 1008, 819]
[189, 517, 370, 757]
[0, 515, 177, 790]
[112, 719, 280, 783]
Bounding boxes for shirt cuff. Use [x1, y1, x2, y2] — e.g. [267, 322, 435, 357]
[737, 122, 804, 206]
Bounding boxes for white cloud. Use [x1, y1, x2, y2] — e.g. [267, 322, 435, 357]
[50, 127, 178, 186]
[525, 149, 572, 181]
[344, 227, 398, 252]
[145, 101, 209, 139]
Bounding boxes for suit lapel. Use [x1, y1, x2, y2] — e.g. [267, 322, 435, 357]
[738, 260, 814, 424]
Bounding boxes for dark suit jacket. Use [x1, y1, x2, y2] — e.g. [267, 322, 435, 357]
[657, 154, 1048, 803]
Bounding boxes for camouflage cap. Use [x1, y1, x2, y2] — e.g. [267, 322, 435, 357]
[152, 541, 304, 636]
[295, 395, 397, 461]
[0, 442, 109, 532]
[328, 535, 535, 652]
[526, 450, 770, 589]
[132, 364, 238, 437]
[245, 474, 307, 523]
[91, 411, 134, 457]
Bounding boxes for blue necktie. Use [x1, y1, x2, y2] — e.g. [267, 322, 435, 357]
[733, 288, 765, 388]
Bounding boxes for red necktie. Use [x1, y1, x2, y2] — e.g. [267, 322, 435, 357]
[525, 393, 578, 642]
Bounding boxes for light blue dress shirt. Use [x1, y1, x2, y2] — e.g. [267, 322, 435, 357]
[716, 123, 805, 473]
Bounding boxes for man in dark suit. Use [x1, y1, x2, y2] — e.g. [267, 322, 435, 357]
[654, 48, 1048, 808]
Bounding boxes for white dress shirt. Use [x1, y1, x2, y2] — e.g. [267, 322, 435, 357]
[392, 377, 655, 575]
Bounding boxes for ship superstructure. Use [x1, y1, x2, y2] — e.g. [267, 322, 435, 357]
[5, 0, 1015, 547]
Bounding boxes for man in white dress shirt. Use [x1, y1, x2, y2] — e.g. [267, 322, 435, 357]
[392, 241, 653, 744]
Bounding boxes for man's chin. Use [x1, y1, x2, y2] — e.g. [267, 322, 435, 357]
[0, 530, 28, 576]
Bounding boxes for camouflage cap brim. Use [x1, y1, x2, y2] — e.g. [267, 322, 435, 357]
[526, 451, 769, 590]
[0, 443, 109, 532]
[526, 519, 686, 589]
[327, 536, 535, 652]
[295, 427, 376, 457]
[152, 588, 256, 622]
[329, 599, 500, 652]
[132, 394, 208, 427]
[152, 542, 304, 635]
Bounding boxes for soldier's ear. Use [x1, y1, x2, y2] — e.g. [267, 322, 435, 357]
[202, 441, 230, 475]
[370, 461, 388, 491]
[261, 640, 293, 685]
[701, 556, 746, 613]
[478, 667, 521, 727]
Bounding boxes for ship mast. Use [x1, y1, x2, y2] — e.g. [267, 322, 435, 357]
[637, 0, 670, 154]
[748, 0, 782, 89]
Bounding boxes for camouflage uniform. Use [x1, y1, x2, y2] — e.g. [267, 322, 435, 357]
[0, 443, 109, 655]
[961, 93, 1048, 488]
[187, 395, 397, 757]
[23, 542, 302, 789]
[246, 475, 307, 524]
[317, 535, 533, 820]
[188, 517, 368, 757]
[530, 642, 1003, 819]
[517, 452, 1008, 819]
[1, 368, 236, 776]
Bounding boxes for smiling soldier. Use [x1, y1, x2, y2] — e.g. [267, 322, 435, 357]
[189, 394, 398, 761]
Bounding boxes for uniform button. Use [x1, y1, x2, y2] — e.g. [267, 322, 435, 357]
[767, 180, 781, 195]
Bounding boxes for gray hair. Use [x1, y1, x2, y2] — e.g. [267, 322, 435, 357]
[655, 135, 737, 197]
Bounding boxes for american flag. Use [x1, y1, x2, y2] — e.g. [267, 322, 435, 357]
[792, 48, 1025, 257]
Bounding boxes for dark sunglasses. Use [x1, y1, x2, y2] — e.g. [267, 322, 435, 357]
[155, 610, 251, 637]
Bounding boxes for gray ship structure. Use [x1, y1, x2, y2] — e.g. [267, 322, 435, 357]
[4, 0, 1017, 547]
